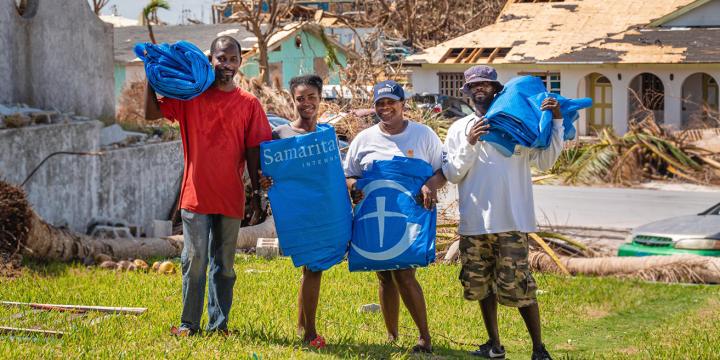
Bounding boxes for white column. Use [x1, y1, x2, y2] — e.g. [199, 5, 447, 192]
[663, 73, 683, 130]
[612, 72, 630, 135]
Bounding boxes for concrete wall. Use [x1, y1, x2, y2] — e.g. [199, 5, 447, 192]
[410, 63, 720, 135]
[0, 0, 115, 118]
[0, 121, 101, 231]
[97, 141, 183, 235]
[0, 122, 182, 234]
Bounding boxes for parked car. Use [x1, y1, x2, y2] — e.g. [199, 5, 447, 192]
[618, 202, 720, 257]
[411, 93, 475, 120]
[267, 114, 291, 128]
[384, 46, 413, 63]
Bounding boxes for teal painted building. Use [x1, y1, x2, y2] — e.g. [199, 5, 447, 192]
[240, 24, 350, 89]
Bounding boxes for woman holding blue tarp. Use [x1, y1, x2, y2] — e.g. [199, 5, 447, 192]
[259, 75, 340, 349]
[343, 80, 446, 354]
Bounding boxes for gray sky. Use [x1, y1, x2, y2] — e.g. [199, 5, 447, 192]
[98, 0, 217, 25]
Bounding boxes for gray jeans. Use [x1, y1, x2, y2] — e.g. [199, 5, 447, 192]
[179, 209, 241, 332]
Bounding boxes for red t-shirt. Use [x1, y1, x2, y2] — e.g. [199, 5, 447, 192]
[160, 87, 272, 219]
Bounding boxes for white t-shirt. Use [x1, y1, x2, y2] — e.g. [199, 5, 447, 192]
[344, 121, 443, 177]
[442, 114, 564, 235]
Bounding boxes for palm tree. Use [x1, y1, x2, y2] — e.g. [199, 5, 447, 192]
[143, 0, 170, 44]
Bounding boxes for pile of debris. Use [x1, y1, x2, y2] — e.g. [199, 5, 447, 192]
[0, 104, 86, 130]
[550, 115, 720, 186]
[436, 221, 720, 285]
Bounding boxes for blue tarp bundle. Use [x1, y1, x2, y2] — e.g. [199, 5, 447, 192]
[134, 41, 215, 100]
[349, 156, 436, 272]
[481, 75, 593, 156]
[260, 124, 351, 272]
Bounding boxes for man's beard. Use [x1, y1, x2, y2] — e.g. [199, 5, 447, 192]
[215, 69, 236, 84]
[472, 94, 494, 110]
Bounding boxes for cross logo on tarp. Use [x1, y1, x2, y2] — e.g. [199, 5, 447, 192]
[352, 180, 421, 261]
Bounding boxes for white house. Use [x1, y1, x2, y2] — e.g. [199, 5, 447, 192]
[405, 0, 720, 135]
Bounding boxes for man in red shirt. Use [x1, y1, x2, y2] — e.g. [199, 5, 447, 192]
[144, 36, 271, 336]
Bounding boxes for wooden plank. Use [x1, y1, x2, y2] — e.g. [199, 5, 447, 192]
[453, 48, 468, 64]
[529, 233, 571, 276]
[438, 48, 452, 63]
[486, 47, 501, 63]
[467, 48, 482, 63]
[0, 301, 147, 315]
[0, 326, 65, 338]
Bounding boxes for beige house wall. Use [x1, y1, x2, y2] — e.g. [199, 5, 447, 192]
[409, 63, 720, 135]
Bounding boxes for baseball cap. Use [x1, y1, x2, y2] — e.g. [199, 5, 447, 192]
[461, 65, 501, 94]
[373, 80, 405, 104]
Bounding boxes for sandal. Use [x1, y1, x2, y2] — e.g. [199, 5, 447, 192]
[309, 335, 327, 349]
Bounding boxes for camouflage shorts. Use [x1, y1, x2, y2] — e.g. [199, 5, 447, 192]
[459, 232, 537, 307]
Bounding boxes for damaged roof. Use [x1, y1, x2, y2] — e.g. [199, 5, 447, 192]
[114, 24, 256, 63]
[544, 27, 720, 64]
[114, 22, 353, 64]
[405, 0, 699, 65]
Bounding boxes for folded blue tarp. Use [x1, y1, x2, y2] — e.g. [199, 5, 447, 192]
[481, 75, 593, 156]
[260, 124, 351, 272]
[134, 41, 215, 101]
[349, 156, 436, 272]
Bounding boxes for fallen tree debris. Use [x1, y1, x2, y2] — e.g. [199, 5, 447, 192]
[0, 180, 182, 266]
[528, 233, 571, 276]
[529, 253, 720, 284]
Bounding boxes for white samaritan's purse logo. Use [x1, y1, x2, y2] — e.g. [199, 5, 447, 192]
[352, 180, 421, 261]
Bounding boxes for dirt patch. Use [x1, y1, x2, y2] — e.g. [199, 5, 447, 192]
[554, 343, 576, 351]
[582, 304, 611, 319]
[697, 298, 720, 319]
[0, 253, 23, 278]
[618, 347, 640, 355]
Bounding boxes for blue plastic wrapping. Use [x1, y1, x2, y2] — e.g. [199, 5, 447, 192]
[134, 41, 215, 101]
[260, 124, 351, 272]
[349, 156, 436, 272]
[481, 75, 593, 156]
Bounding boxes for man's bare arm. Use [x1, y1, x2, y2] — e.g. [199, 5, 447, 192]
[144, 82, 163, 120]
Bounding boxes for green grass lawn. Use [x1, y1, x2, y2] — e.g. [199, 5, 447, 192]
[1, 256, 719, 359]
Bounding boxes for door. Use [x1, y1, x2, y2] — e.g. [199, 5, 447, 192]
[587, 74, 613, 134]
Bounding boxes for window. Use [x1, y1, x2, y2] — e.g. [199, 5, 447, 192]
[438, 73, 465, 98]
[641, 74, 664, 111]
[519, 72, 561, 94]
[440, 47, 512, 64]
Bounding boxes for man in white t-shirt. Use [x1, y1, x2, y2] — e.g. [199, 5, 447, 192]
[442, 65, 562, 360]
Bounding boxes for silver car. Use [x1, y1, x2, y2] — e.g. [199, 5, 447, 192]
[618, 202, 720, 257]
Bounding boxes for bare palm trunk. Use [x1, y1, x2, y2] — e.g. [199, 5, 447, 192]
[23, 213, 182, 262]
[146, 23, 157, 44]
[530, 252, 720, 284]
[1, 181, 181, 264]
